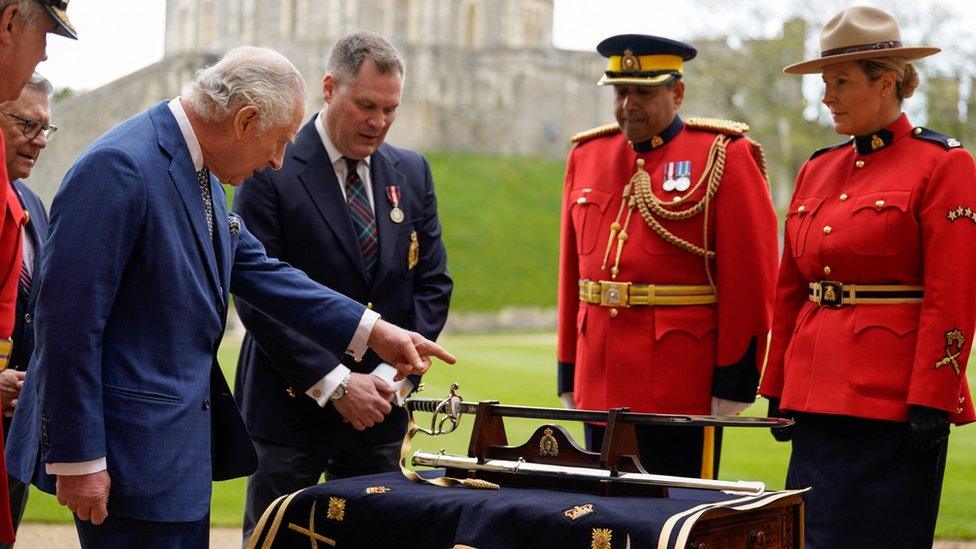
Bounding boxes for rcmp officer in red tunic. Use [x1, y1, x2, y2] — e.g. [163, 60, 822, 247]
[759, 7, 976, 548]
[557, 34, 779, 479]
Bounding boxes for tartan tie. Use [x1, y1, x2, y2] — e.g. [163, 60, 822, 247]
[343, 157, 378, 276]
[197, 169, 214, 237]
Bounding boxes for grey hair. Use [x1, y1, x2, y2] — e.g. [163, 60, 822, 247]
[327, 31, 405, 84]
[181, 46, 307, 132]
[26, 72, 53, 98]
[0, 0, 41, 26]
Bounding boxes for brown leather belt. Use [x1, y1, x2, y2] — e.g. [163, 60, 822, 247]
[808, 281, 923, 307]
[579, 279, 716, 307]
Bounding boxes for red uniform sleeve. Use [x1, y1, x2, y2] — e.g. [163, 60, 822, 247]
[556, 148, 580, 395]
[760, 163, 814, 400]
[908, 148, 976, 414]
[711, 138, 779, 398]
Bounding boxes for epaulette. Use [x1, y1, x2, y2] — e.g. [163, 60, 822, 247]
[570, 123, 620, 144]
[684, 117, 750, 137]
[911, 127, 964, 150]
[809, 141, 849, 160]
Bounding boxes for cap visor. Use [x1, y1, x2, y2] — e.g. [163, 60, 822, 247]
[597, 74, 676, 86]
[783, 46, 939, 74]
[45, 6, 78, 39]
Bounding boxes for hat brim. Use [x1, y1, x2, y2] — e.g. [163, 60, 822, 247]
[783, 46, 940, 74]
[597, 73, 676, 87]
[44, 5, 77, 40]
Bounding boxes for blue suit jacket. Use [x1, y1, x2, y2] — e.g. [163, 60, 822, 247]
[5, 102, 366, 522]
[233, 117, 451, 450]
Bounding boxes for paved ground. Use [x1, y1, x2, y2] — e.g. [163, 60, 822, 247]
[11, 523, 976, 548]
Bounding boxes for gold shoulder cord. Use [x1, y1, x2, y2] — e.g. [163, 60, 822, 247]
[601, 134, 730, 290]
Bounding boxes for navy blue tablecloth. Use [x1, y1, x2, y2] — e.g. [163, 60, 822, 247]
[249, 470, 800, 549]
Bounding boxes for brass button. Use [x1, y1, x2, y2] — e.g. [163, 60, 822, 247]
[855, 160, 865, 168]
[875, 199, 885, 208]
[914, 127, 923, 135]
[797, 205, 806, 213]
[960, 396, 966, 403]
[958, 407, 964, 414]
[24, 312, 31, 324]
[823, 266, 832, 275]
[577, 197, 586, 204]
[312, 389, 322, 399]
[823, 225, 832, 235]
[609, 308, 618, 318]
[839, 193, 849, 202]
[286, 387, 296, 398]
[366, 302, 374, 309]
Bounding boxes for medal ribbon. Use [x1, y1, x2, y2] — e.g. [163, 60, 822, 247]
[386, 185, 401, 209]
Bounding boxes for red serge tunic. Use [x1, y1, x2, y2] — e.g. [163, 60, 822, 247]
[760, 114, 976, 424]
[557, 117, 779, 414]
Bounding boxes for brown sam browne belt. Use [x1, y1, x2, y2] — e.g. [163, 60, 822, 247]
[808, 281, 923, 308]
[579, 279, 716, 307]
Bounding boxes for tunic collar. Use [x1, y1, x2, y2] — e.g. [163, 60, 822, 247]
[631, 115, 684, 152]
[852, 113, 912, 155]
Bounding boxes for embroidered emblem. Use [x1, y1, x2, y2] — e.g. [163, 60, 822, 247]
[408, 230, 420, 270]
[228, 215, 241, 236]
[947, 206, 976, 224]
[563, 503, 595, 523]
[365, 485, 391, 495]
[870, 134, 884, 150]
[287, 500, 337, 547]
[935, 329, 965, 376]
[592, 528, 613, 549]
[539, 427, 559, 457]
[326, 496, 346, 521]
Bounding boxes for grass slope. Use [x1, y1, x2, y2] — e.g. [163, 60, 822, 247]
[23, 333, 976, 540]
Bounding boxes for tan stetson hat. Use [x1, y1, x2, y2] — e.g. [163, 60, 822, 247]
[784, 6, 939, 74]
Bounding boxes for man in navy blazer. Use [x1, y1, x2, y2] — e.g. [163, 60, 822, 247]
[5, 47, 454, 548]
[234, 32, 452, 541]
[0, 72, 53, 544]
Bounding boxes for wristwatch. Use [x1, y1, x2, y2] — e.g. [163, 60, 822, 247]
[330, 372, 352, 401]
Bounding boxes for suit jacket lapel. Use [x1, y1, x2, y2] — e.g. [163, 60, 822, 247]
[211, 178, 231, 306]
[370, 145, 406, 291]
[152, 104, 223, 300]
[293, 120, 367, 278]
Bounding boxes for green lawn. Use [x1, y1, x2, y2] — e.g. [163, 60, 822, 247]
[22, 332, 976, 539]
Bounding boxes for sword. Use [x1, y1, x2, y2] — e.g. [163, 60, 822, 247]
[412, 451, 766, 496]
[406, 383, 792, 436]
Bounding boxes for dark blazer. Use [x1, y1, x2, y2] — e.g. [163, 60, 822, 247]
[5, 102, 368, 523]
[1, 181, 48, 440]
[233, 116, 451, 451]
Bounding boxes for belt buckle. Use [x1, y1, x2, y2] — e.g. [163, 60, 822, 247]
[817, 281, 844, 308]
[599, 281, 630, 307]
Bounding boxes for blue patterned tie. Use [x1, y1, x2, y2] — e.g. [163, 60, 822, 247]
[343, 157, 378, 276]
[197, 169, 214, 237]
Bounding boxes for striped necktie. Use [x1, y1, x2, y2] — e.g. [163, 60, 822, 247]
[343, 157, 378, 277]
[19, 227, 33, 295]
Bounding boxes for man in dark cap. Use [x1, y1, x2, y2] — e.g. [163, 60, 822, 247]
[556, 34, 779, 479]
[0, 0, 74, 542]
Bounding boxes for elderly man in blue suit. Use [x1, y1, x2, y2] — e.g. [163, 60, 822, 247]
[5, 46, 454, 548]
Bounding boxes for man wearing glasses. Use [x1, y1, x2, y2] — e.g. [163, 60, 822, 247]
[0, 0, 75, 542]
[0, 72, 54, 547]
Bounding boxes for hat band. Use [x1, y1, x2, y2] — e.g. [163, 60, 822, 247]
[607, 54, 683, 74]
[603, 69, 679, 79]
[821, 40, 903, 58]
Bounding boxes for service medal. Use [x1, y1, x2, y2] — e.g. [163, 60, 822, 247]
[662, 162, 677, 192]
[390, 207, 405, 223]
[386, 185, 404, 223]
[673, 160, 691, 192]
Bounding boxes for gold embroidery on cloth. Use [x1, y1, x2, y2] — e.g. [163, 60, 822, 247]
[326, 497, 346, 521]
[936, 329, 965, 376]
[365, 485, 391, 495]
[408, 230, 420, 270]
[539, 427, 559, 457]
[563, 503, 595, 522]
[592, 528, 613, 549]
[286, 501, 337, 547]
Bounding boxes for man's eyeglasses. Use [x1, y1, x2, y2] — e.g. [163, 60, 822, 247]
[0, 111, 57, 141]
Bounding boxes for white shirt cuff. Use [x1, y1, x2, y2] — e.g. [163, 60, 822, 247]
[371, 363, 415, 407]
[46, 458, 107, 476]
[307, 364, 351, 407]
[346, 309, 380, 361]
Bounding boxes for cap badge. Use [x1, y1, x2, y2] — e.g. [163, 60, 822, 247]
[621, 48, 641, 72]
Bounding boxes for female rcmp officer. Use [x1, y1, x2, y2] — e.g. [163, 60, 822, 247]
[759, 6, 976, 548]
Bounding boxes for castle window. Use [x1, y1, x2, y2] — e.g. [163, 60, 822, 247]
[461, 0, 479, 49]
[392, 0, 410, 44]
